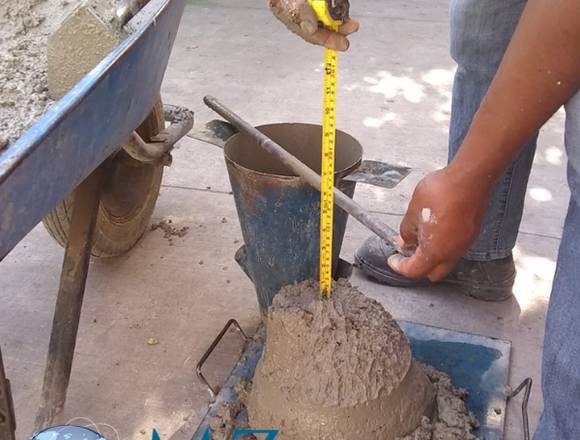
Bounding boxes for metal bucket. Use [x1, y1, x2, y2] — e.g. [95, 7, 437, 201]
[225, 123, 362, 313]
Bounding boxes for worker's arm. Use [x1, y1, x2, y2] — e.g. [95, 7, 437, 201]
[268, 0, 359, 51]
[389, 0, 580, 280]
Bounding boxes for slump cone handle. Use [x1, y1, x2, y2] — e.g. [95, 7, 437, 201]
[203, 95, 410, 256]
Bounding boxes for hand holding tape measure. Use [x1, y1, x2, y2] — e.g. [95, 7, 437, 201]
[267, 0, 358, 52]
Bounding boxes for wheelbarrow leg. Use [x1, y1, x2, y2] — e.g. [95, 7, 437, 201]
[0, 348, 16, 440]
[35, 164, 107, 430]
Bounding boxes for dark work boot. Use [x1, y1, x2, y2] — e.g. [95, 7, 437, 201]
[354, 236, 516, 302]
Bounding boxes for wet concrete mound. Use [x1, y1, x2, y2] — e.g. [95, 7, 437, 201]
[247, 279, 436, 440]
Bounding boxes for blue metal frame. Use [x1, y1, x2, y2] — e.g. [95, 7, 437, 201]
[0, 0, 186, 260]
[399, 320, 511, 440]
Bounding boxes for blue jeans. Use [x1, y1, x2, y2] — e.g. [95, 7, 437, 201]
[450, 1, 580, 438]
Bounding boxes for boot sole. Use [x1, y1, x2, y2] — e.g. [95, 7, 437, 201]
[355, 254, 515, 302]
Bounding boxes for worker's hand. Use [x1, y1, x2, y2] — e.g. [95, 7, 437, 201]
[268, 0, 359, 51]
[387, 167, 491, 281]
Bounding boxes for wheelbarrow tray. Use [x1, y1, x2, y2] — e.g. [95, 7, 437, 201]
[0, 0, 187, 260]
[192, 321, 511, 440]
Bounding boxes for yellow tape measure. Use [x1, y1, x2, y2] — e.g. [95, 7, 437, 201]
[307, 0, 342, 297]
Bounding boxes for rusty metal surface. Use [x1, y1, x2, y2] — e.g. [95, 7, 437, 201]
[0, 349, 16, 440]
[122, 105, 193, 163]
[34, 165, 106, 430]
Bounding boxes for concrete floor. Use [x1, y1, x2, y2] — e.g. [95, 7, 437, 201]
[0, 0, 569, 438]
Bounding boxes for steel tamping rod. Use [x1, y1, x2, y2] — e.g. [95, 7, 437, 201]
[204, 95, 410, 256]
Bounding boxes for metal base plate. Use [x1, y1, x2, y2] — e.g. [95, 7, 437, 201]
[192, 321, 511, 440]
[399, 321, 511, 440]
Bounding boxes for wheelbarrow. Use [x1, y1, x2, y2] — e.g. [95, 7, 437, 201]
[0, 0, 190, 435]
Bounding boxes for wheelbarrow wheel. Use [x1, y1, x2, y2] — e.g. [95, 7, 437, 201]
[42, 99, 165, 258]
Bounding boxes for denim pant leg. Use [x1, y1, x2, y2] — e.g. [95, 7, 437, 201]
[449, 0, 538, 261]
[533, 93, 580, 440]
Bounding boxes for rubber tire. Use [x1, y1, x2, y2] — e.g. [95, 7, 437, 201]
[42, 99, 165, 258]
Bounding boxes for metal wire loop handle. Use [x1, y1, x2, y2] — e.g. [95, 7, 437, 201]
[195, 319, 249, 398]
[507, 377, 533, 440]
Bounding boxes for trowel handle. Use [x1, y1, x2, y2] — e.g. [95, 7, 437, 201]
[203, 95, 411, 257]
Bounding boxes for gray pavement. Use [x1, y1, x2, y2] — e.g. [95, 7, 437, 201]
[0, 0, 569, 438]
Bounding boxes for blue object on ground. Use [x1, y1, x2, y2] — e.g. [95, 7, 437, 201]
[399, 321, 510, 440]
[30, 425, 106, 440]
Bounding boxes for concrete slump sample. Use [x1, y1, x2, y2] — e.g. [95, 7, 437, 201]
[248, 279, 431, 439]
[245, 279, 478, 440]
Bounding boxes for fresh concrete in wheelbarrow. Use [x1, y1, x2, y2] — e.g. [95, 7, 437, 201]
[47, 5, 122, 100]
[0, 0, 120, 149]
[0, 0, 567, 438]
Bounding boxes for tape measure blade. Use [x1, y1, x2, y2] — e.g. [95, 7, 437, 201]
[319, 47, 338, 296]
